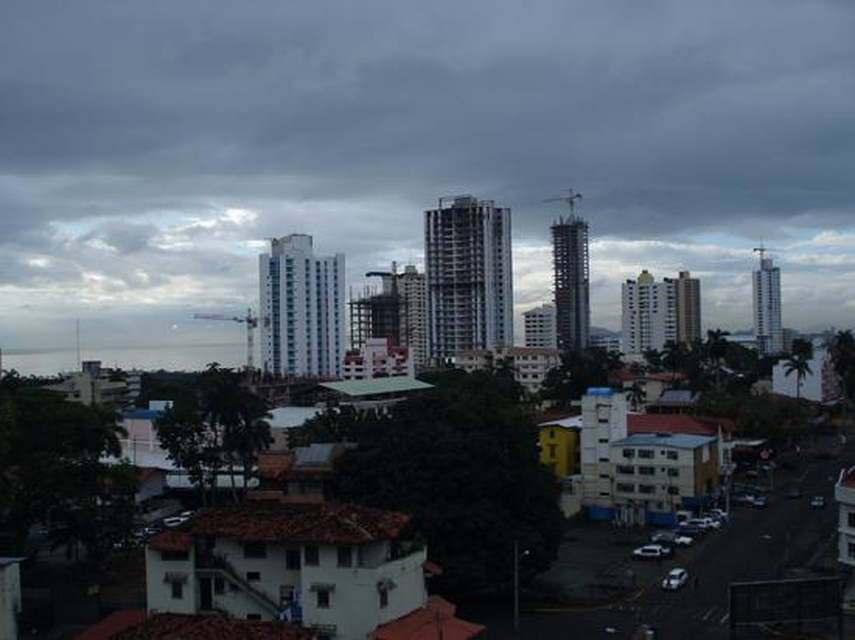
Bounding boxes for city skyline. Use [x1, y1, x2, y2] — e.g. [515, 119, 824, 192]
[2, 1, 855, 360]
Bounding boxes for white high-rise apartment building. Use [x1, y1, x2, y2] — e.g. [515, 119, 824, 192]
[753, 256, 783, 356]
[425, 195, 513, 362]
[523, 304, 558, 349]
[259, 234, 345, 377]
[621, 270, 677, 359]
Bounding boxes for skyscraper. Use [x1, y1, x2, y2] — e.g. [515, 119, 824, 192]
[259, 234, 345, 377]
[523, 303, 558, 349]
[621, 270, 677, 358]
[672, 270, 702, 345]
[425, 195, 513, 362]
[753, 256, 783, 356]
[552, 216, 590, 352]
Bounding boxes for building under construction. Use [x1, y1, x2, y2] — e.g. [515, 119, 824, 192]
[552, 215, 590, 352]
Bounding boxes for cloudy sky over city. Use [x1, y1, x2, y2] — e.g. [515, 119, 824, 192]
[2, 1, 855, 369]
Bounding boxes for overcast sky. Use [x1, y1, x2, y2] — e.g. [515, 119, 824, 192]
[2, 1, 854, 364]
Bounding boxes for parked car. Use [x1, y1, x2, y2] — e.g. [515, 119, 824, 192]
[632, 544, 673, 560]
[673, 535, 694, 547]
[650, 530, 677, 544]
[676, 523, 704, 536]
[708, 508, 729, 522]
[752, 496, 768, 509]
[685, 517, 720, 531]
[810, 496, 825, 509]
[163, 515, 189, 528]
[661, 568, 689, 591]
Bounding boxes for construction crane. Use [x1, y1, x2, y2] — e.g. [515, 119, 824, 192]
[543, 189, 583, 217]
[193, 309, 260, 370]
[752, 246, 785, 260]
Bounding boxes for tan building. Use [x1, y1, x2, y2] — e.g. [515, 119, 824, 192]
[673, 271, 702, 345]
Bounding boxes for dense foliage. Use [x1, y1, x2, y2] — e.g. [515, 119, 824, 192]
[331, 369, 563, 594]
[0, 372, 136, 562]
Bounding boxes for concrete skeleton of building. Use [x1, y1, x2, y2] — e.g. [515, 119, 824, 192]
[552, 215, 590, 352]
[455, 346, 561, 394]
[523, 303, 558, 349]
[342, 338, 414, 381]
[259, 235, 345, 378]
[425, 195, 513, 363]
[753, 255, 783, 356]
[144, 501, 482, 640]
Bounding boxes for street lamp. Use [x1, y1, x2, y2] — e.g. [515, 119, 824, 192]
[513, 540, 530, 634]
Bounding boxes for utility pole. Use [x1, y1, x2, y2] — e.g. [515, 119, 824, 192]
[513, 540, 530, 635]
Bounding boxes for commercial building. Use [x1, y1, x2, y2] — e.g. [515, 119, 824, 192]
[342, 338, 414, 380]
[673, 271, 702, 345]
[523, 304, 558, 349]
[621, 270, 677, 358]
[753, 255, 783, 356]
[259, 235, 345, 378]
[425, 195, 513, 363]
[552, 216, 590, 352]
[455, 346, 560, 394]
[144, 501, 481, 640]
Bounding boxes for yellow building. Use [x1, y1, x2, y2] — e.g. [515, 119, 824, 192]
[538, 416, 582, 478]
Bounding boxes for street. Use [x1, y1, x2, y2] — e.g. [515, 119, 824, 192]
[467, 444, 853, 639]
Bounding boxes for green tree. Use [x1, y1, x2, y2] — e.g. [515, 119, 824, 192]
[540, 348, 620, 408]
[705, 329, 730, 390]
[334, 370, 563, 594]
[784, 353, 813, 400]
[643, 349, 664, 373]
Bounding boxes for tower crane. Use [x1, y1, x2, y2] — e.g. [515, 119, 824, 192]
[193, 308, 261, 370]
[752, 246, 785, 260]
[543, 189, 583, 217]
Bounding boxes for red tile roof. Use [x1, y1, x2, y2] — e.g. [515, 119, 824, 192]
[628, 414, 736, 437]
[109, 613, 311, 640]
[160, 501, 411, 545]
[147, 530, 194, 552]
[372, 596, 485, 640]
[75, 610, 148, 640]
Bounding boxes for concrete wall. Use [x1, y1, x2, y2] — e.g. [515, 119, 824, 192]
[146, 546, 198, 615]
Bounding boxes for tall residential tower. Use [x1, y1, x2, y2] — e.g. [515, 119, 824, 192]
[523, 303, 558, 349]
[259, 234, 345, 377]
[673, 270, 702, 345]
[621, 270, 677, 359]
[425, 195, 513, 362]
[753, 256, 783, 356]
[552, 216, 590, 352]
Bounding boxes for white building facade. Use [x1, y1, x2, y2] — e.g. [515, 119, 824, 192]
[523, 304, 558, 349]
[260, 235, 345, 377]
[580, 388, 628, 519]
[621, 270, 677, 359]
[456, 347, 560, 393]
[753, 256, 783, 356]
[425, 196, 513, 363]
[343, 338, 415, 380]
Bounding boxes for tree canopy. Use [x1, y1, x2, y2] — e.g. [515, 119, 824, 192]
[332, 369, 563, 594]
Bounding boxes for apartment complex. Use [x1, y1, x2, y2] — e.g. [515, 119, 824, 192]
[144, 502, 460, 640]
[552, 216, 590, 352]
[342, 338, 414, 380]
[580, 388, 628, 518]
[673, 270, 702, 345]
[621, 270, 678, 358]
[396, 265, 428, 368]
[590, 333, 622, 354]
[259, 235, 345, 377]
[455, 346, 560, 393]
[523, 303, 558, 349]
[425, 196, 513, 363]
[753, 256, 783, 356]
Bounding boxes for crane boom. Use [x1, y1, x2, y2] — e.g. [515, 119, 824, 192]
[543, 188, 583, 217]
[192, 308, 259, 370]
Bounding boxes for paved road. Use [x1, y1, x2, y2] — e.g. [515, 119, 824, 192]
[467, 446, 853, 639]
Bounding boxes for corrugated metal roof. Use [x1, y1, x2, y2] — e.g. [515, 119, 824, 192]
[320, 377, 434, 397]
[612, 432, 716, 450]
[295, 443, 337, 466]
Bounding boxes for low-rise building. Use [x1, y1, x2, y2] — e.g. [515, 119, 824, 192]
[0, 558, 22, 640]
[537, 415, 581, 478]
[342, 338, 414, 380]
[590, 334, 621, 354]
[144, 501, 478, 640]
[319, 378, 434, 415]
[43, 360, 130, 406]
[610, 433, 720, 526]
[456, 347, 561, 394]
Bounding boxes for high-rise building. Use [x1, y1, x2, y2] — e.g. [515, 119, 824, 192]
[621, 270, 677, 358]
[672, 270, 702, 345]
[259, 234, 345, 377]
[397, 265, 428, 368]
[523, 303, 558, 349]
[753, 256, 783, 355]
[552, 216, 590, 352]
[425, 195, 513, 362]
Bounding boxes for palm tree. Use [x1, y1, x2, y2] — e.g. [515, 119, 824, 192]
[784, 353, 813, 400]
[626, 382, 645, 412]
[706, 329, 730, 390]
[662, 341, 689, 383]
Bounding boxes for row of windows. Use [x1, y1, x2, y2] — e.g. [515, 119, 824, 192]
[623, 448, 679, 461]
[616, 465, 679, 477]
[615, 483, 680, 495]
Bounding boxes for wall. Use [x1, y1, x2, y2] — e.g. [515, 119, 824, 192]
[539, 426, 580, 477]
[0, 562, 21, 640]
[146, 547, 198, 615]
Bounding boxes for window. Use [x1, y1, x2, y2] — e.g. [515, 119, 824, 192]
[598, 438, 609, 444]
[244, 542, 267, 559]
[667, 468, 679, 477]
[161, 550, 189, 561]
[639, 484, 655, 494]
[638, 449, 654, 459]
[317, 589, 330, 608]
[286, 549, 301, 570]
[246, 572, 261, 582]
[171, 582, 183, 599]
[666, 451, 678, 460]
[550, 429, 555, 438]
[247, 614, 262, 621]
[280, 585, 295, 605]
[380, 590, 389, 609]
[338, 546, 353, 567]
[305, 545, 319, 566]
[668, 486, 680, 496]
[599, 473, 610, 479]
[548, 444, 557, 458]
[214, 578, 224, 595]
[616, 465, 634, 475]
[616, 483, 635, 493]
[638, 466, 655, 476]
[849, 512, 855, 529]
[623, 449, 635, 458]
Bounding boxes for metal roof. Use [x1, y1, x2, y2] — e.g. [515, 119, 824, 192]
[611, 432, 716, 450]
[295, 443, 338, 466]
[320, 377, 434, 397]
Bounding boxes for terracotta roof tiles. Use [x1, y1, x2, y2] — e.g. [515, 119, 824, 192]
[110, 613, 311, 640]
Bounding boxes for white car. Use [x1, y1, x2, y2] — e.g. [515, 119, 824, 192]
[662, 568, 689, 591]
[673, 535, 694, 547]
[686, 517, 720, 530]
[708, 508, 729, 522]
[163, 516, 189, 528]
[632, 544, 672, 560]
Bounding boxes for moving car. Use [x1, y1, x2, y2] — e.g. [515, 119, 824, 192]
[810, 496, 825, 509]
[661, 568, 689, 591]
[632, 544, 673, 560]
